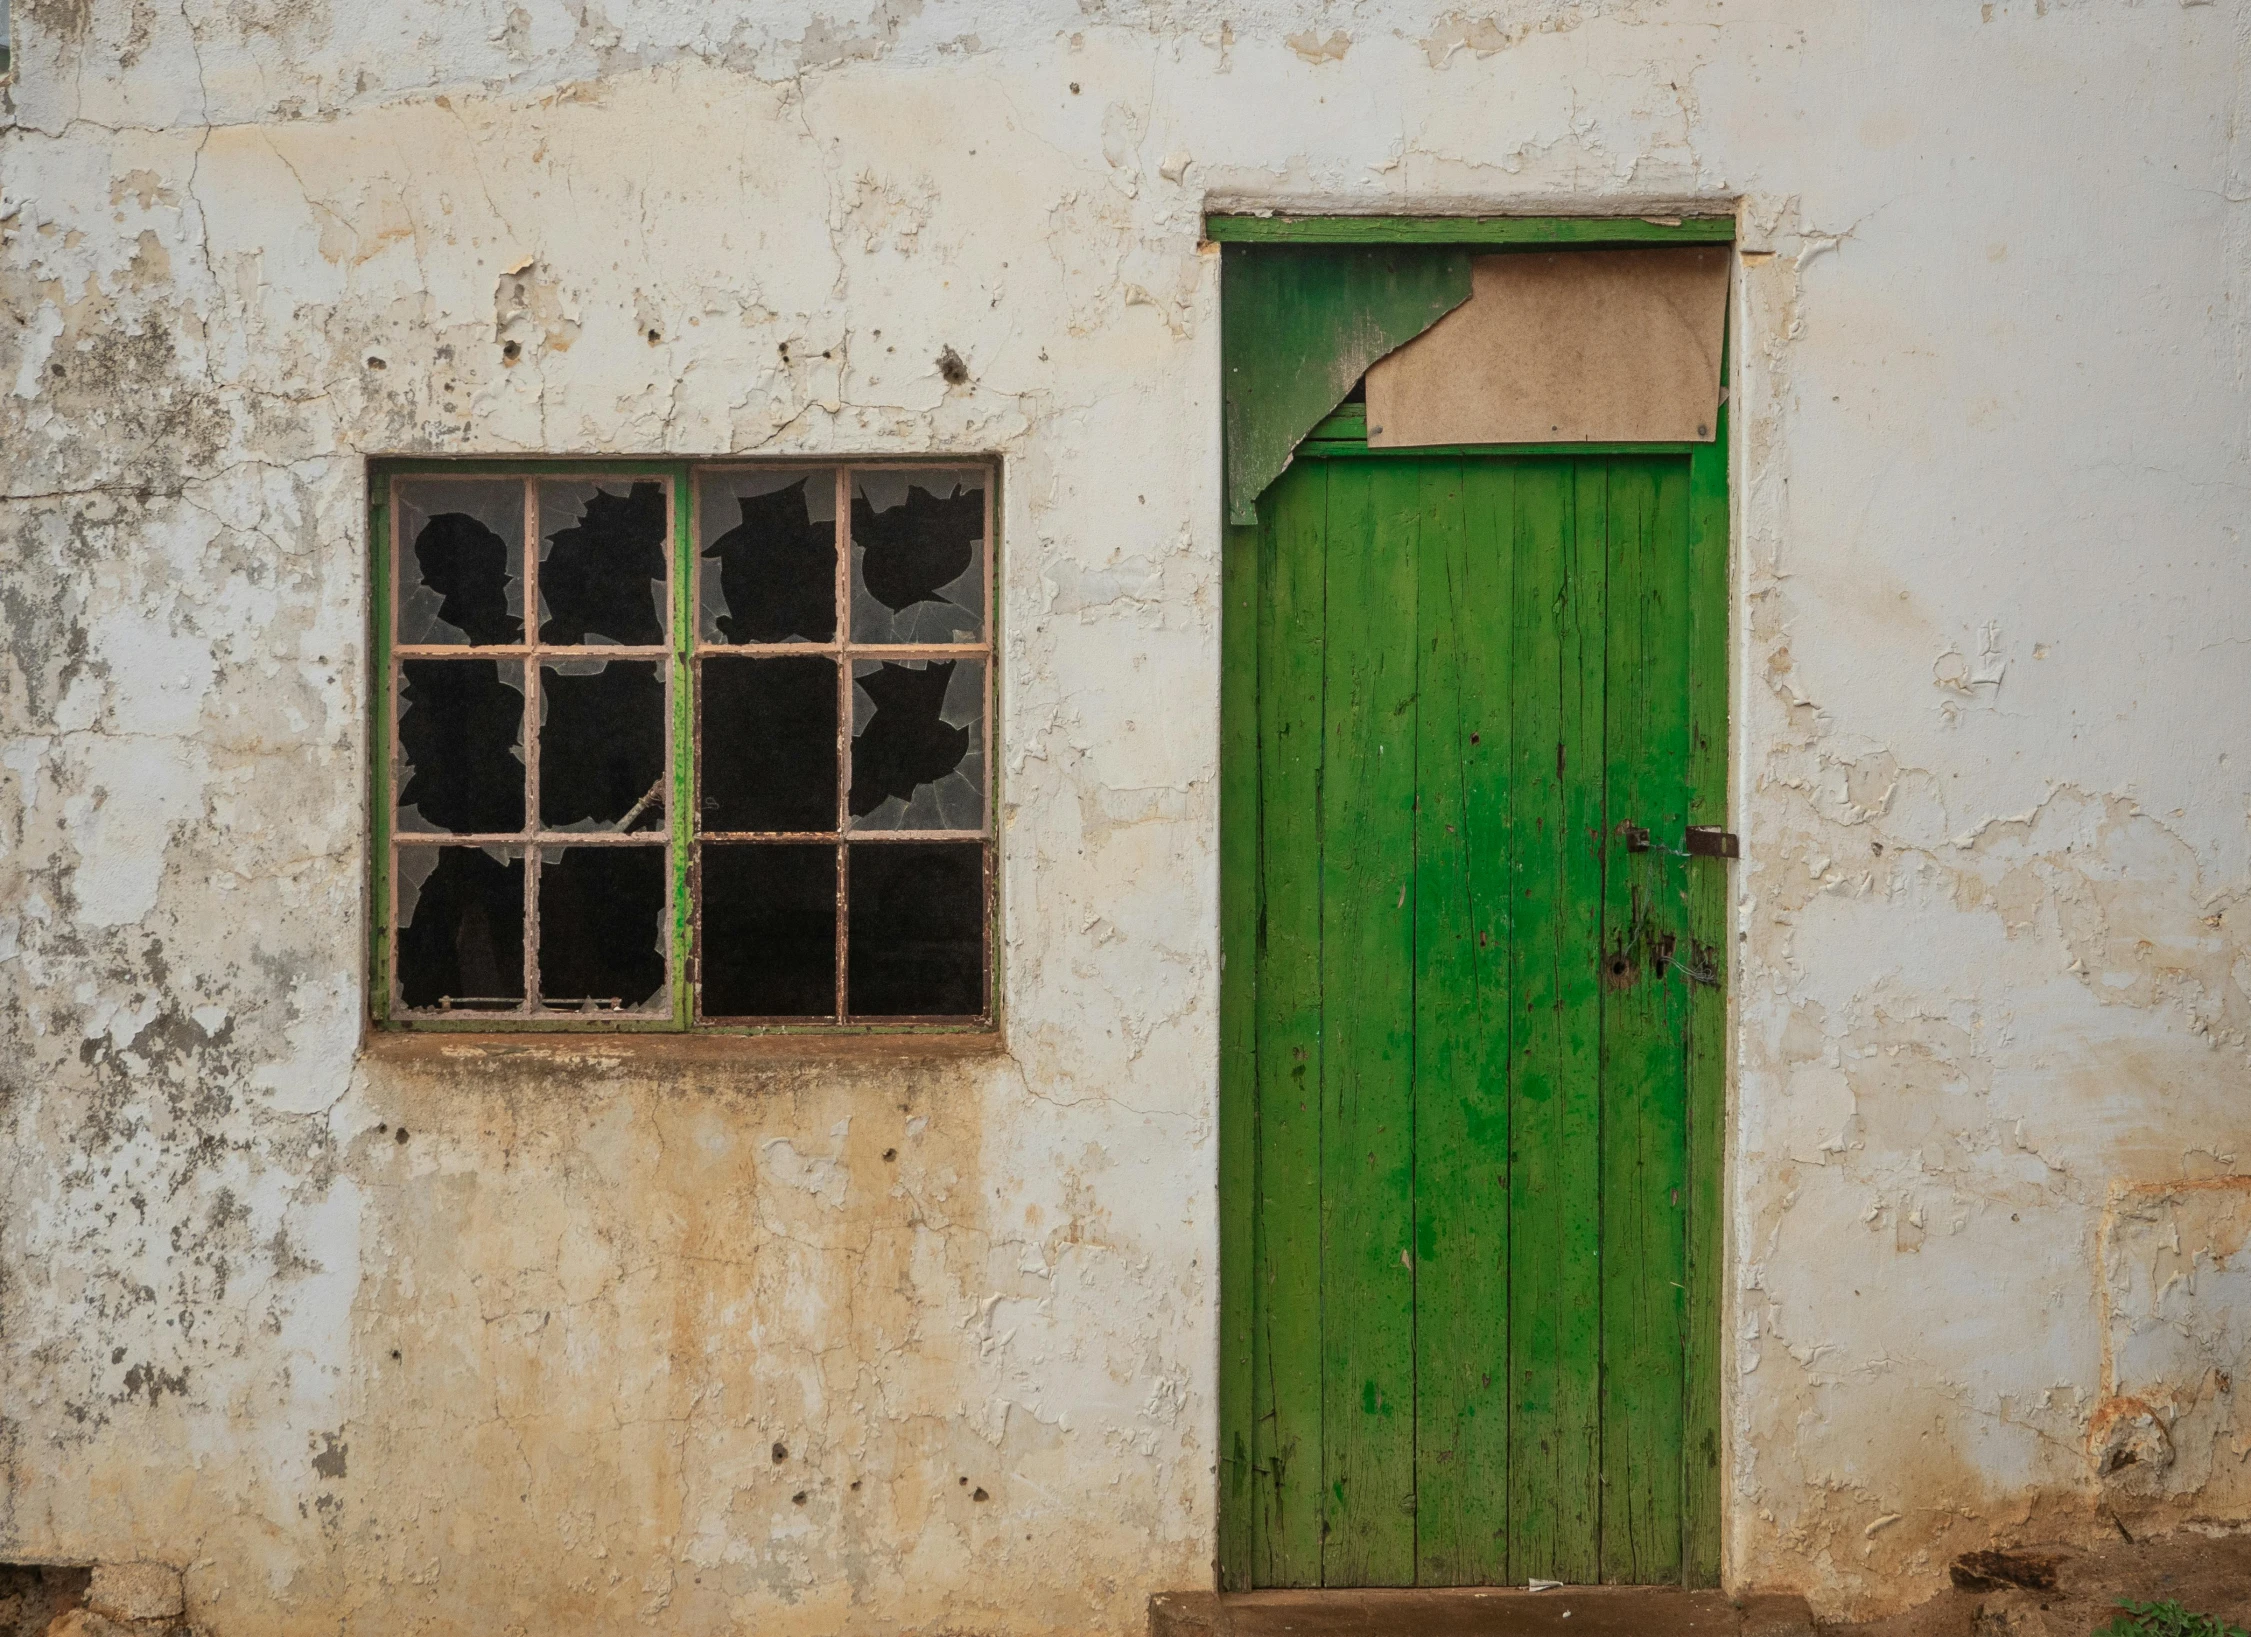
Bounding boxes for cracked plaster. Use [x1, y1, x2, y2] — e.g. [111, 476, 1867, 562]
[1, 0, 2249, 1630]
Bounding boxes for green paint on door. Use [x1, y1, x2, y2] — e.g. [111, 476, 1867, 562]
[1220, 244, 1472, 526]
[1222, 450, 1724, 1588]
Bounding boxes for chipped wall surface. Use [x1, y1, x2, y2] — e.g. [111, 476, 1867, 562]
[1, 0, 2248, 1629]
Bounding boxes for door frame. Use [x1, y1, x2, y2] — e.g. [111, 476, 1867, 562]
[1214, 211, 1737, 1590]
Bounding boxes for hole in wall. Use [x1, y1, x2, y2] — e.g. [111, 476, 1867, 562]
[0, 1565, 94, 1637]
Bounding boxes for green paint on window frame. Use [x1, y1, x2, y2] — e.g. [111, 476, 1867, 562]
[365, 456, 1001, 1035]
[1203, 214, 1736, 247]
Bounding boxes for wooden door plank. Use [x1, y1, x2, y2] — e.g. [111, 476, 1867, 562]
[1506, 460, 1607, 1584]
[1220, 510, 1260, 1590]
[1597, 458, 1694, 1583]
[1252, 460, 1330, 1587]
[1412, 459, 1517, 1586]
[1318, 459, 1421, 1587]
[1682, 404, 1731, 1588]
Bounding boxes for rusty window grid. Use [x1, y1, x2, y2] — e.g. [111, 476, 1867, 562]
[388, 472, 677, 1020]
[380, 460, 996, 1030]
[689, 462, 995, 1026]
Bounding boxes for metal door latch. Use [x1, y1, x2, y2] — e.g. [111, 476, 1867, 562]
[1618, 824, 1651, 853]
[1685, 826, 1740, 860]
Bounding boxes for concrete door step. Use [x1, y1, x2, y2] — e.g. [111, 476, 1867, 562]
[1150, 1588, 1816, 1637]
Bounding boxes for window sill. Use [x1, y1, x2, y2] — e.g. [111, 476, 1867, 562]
[358, 1026, 1008, 1070]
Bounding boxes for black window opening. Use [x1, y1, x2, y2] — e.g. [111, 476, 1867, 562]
[379, 463, 995, 1029]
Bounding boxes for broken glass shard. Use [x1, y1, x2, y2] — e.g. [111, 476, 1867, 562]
[698, 656, 838, 833]
[850, 468, 985, 643]
[846, 841, 985, 1018]
[540, 659, 666, 832]
[699, 469, 838, 645]
[397, 659, 526, 834]
[848, 657, 983, 830]
[395, 844, 525, 1010]
[536, 844, 668, 1011]
[698, 843, 838, 1018]
[537, 479, 669, 645]
[396, 479, 524, 646]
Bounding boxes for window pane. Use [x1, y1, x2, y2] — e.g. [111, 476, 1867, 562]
[849, 468, 985, 643]
[396, 479, 524, 646]
[848, 658, 983, 830]
[846, 842, 985, 1018]
[537, 845, 668, 1010]
[537, 479, 669, 645]
[396, 845, 525, 1010]
[699, 843, 837, 1018]
[540, 659, 666, 832]
[398, 658, 525, 834]
[699, 469, 837, 644]
[699, 655, 837, 832]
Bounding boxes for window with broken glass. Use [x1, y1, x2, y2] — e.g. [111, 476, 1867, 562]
[371, 462, 993, 1029]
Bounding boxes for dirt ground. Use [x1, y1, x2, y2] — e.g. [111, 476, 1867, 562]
[1824, 1531, 2251, 1637]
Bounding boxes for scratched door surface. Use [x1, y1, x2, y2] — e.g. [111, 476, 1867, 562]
[1240, 451, 1720, 1587]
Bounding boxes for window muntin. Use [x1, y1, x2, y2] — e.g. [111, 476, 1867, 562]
[376, 462, 995, 1030]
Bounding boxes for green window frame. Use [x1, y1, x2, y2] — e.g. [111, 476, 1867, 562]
[368, 457, 998, 1033]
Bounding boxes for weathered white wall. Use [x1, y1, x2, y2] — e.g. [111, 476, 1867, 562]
[1, 1, 2246, 1629]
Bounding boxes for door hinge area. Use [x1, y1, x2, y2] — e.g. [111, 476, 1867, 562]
[1685, 826, 1740, 860]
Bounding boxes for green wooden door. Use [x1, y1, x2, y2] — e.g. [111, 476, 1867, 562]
[1223, 450, 1726, 1589]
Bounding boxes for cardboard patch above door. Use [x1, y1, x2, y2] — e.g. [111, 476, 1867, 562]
[1365, 247, 1729, 447]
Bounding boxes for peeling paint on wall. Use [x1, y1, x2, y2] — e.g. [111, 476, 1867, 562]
[2, 0, 2248, 1631]
[2095, 1180, 2251, 1519]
